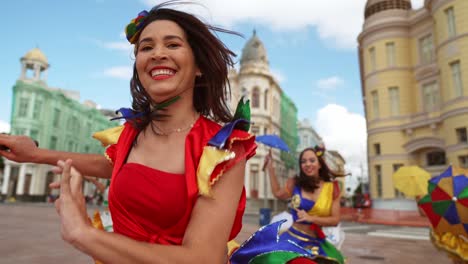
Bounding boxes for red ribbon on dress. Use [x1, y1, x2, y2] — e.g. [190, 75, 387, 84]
[309, 223, 326, 240]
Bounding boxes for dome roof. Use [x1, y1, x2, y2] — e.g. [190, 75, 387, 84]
[21, 47, 48, 65]
[365, 0, 411, 19]
[240, 30, 268, 66]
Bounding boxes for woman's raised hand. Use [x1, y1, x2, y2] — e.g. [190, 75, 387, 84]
[53, 159, 91, 244]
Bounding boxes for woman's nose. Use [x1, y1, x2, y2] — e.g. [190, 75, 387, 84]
[151, 48, 167, 60]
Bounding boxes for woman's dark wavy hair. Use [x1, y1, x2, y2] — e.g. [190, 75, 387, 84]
[295, 146, 346, 192]
[129, 1, 241, 131]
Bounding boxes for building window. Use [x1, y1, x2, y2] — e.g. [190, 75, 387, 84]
[251, 125, 259, 135]
[375, 165, 382, 197]
[445, 7, 456, 38]
[30, 129, 38, 141]
[50, 136, 57, 150]
[459, 156, 468, 168]
[374, 143, 381, 155]
[386, 42, 395, 67]
[422, 82, 439, 112]
[450, 61, 463, 97]
[18, 98, 29, 117]
[67, 141, 74, 151]
[252, 87, 260, 108]
[264, 90, 268, 110]
[419, 35, 433, 64]
[393, 164, 405, 198]
[250, 164, 259, 198]
[388, 86, 400, 116]
[53, 109, 61, 128]
[427, 151, 446, 166]
[15, 128, 26, 135]
[369, 47, 376, 72]
[456, 127, 467, 143]
[33, 100, 42, 119]
[371, 90, 379, 118]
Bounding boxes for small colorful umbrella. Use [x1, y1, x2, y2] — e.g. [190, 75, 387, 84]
[256, 134, 290, 152]
[418, 166, 468, 237]
[392, 165, 431, 197]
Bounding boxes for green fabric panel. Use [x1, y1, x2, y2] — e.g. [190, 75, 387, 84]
[320, 240, 345, 264]
[458, 187, 468, 199]
[250, 251, 303, 264]
[432, 200, 452, 216]
[418, 194, 432, 204]
[428, 182, 437, 194]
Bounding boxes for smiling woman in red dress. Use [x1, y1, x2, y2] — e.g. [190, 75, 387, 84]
[0, 2, 256, 263]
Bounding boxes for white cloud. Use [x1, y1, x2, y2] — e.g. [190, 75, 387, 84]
[103, 66, 133, 80]
[317, 76, 344, 90]
[142, 0, 426, 50]
[412, 0, 425, 9]
[0, 120, 10, 133]
[102, 41, 133, 53]
[313, 104, 367, 191]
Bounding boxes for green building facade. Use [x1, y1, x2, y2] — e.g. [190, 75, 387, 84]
[1, 48, 119, 201]
[280, 93, 299, 170]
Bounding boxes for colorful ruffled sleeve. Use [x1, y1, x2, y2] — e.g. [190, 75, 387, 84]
[196, 129, 256, 197]
[92, 125, 125, 165]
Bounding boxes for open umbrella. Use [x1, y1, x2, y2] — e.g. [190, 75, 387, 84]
[255, 134, 290, 152]
[392, 165, 431, 197]
[418, 166, 468, 236]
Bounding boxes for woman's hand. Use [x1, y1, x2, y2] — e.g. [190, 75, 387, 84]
[294, 208, 315, 223]
[0, 134, 39, 163]
[52, 159, 91, 245]
[262, 150, 273, 171]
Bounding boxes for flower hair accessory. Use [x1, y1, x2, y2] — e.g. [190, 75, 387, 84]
[125, 10, 149, 44]
[313, 145, 325, 157]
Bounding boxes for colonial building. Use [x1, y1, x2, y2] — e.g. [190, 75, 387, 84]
[228, 31, 299, 211]
[1, 48, 119, 202]
[358, 0, 468, 209]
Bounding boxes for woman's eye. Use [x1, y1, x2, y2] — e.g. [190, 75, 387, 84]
[139, 46, 153, 52]
[167, 43, 180, 49]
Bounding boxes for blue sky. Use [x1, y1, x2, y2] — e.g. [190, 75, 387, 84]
[0, 0, 425, 188]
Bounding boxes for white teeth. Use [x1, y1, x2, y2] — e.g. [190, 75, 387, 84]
[151, 69, 175, 77]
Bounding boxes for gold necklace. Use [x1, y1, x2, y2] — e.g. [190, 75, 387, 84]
[154, 114, 199, 136]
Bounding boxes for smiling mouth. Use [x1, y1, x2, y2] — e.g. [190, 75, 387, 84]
[150, 68, 176, 80]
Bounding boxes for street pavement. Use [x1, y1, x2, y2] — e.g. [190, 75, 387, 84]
[0, 203, 453, 264]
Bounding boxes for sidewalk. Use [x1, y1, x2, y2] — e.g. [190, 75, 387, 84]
[340, 207, 430, 227]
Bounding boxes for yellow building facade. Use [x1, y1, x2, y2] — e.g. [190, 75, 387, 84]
[358, 0, 468, 205]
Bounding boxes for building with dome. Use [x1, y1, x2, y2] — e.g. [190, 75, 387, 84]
[0, 48, 119, 202]
[228, 31, 299, 211]
[358, 0, 468, 209]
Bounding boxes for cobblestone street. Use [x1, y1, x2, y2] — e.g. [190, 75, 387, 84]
[0, 203, 452, 264]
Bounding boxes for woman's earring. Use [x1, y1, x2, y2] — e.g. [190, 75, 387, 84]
[196, 72, 202, 77]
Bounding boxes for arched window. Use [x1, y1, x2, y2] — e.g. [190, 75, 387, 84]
[252, 87, 260, 108]
[264, 90, 268, 110]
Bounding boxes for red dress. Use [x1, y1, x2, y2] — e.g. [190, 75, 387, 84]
[105, 116, 256, 245]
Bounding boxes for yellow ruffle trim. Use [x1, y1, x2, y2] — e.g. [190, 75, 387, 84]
[431, 230, 468, 261]
[92, 126, 124, 147]
[196, 134, 254, 197]
[197, 146, 236, 197]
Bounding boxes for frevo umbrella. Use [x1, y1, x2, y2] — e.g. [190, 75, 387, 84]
[418, 166, 468, 237]
[255, 134, 290, 152]
[392, 165, 431, 197]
